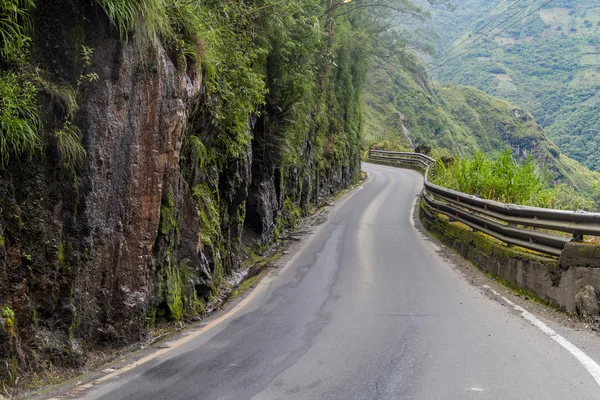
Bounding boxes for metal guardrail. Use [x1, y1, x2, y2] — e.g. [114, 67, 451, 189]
[369, 149, 434, 169]
[368, 149, 600, 257]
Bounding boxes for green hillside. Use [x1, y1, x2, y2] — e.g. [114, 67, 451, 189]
[422, 0, 600, 171]
[363, 58, 600, 196]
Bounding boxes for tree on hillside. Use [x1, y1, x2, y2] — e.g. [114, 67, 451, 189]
[322, 0, 454, 62]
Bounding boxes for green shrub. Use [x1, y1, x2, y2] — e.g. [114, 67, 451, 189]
[0, 70, 41, 166]
[432, 150, 545, 205]
[196, 4, 267, 157]
[369, 140, 411, 153]
[544, 184, 593, 211]
[592, 181, 600, 210]
[432, 150, 594, 210]
[0, 0, 34, 63]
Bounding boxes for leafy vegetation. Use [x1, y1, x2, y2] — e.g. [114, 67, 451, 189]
[0, 1, 94, 169]
[0, 0, 41, 166]
[0, 0, 34, 63]
[432, 150, 594, 210]
[594, 181, 600, 210]
[0, 70, 41, 166]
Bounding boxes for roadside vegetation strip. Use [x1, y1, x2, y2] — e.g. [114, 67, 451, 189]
[483, 285, 600, 388]
[368, 150, 600, 257]
[431, 150, 596, 211]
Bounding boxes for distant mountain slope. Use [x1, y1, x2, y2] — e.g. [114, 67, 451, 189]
[363, 59, 600, 195]
[422, 0, 600, 171]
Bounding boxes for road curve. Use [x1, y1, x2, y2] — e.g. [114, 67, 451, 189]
[81, 162, 600, 399]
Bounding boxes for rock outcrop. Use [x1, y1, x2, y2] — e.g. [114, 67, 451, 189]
[0, 2, 362, 383]
[575, 285, 600, 320]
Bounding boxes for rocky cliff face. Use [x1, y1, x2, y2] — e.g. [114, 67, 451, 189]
[0, 2, 362, 383]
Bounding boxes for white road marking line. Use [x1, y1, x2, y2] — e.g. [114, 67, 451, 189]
[409, 194, 419, 229]
[482, 285, 600, 387]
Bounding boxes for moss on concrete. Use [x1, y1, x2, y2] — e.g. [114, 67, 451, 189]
[559, 241, 600, 268]
[420, 200, 556, 265]
[419, 200, 567, 309]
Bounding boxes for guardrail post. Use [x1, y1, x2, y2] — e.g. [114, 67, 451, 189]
[506, 223, 515, 247]
[559, 242, 600, 268]
[572, 233, 584, 242]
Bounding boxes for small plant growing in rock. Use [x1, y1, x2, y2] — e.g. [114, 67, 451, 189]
[53, 45, 98, 169]
[55, 121, 86, 168]
[77, 45, 99, 86]
[1, 306, 15, 329]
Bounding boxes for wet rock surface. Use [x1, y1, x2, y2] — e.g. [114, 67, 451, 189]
[0, 2, 360, 386]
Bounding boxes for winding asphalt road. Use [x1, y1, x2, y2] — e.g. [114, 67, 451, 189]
[79, 163, 600, 399]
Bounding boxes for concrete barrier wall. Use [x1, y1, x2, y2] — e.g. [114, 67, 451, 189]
[420, 201, 600, 314]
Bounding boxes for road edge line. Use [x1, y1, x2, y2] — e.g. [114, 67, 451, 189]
[482, 285, 600, 387]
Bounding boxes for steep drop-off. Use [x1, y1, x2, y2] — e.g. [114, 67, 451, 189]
[0, 1, 365, 385]
[422, 0, 600, 171]
[363, 58, 600, 195]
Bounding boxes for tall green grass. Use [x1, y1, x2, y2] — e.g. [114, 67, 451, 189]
[0, 0, 34, 62]
[94, 0, 202, 50]
[0, 71, 41, 166]
[55, 121, 86, 168]
[0, 1, 42, 167]
[432, 150, 595, 211]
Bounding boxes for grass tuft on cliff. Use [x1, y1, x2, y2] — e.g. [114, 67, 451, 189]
[0, 0, 34, 62]
[55, 121, 86, 168]
[0, 1, 41, 166]
[0, 71, 41, 166]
